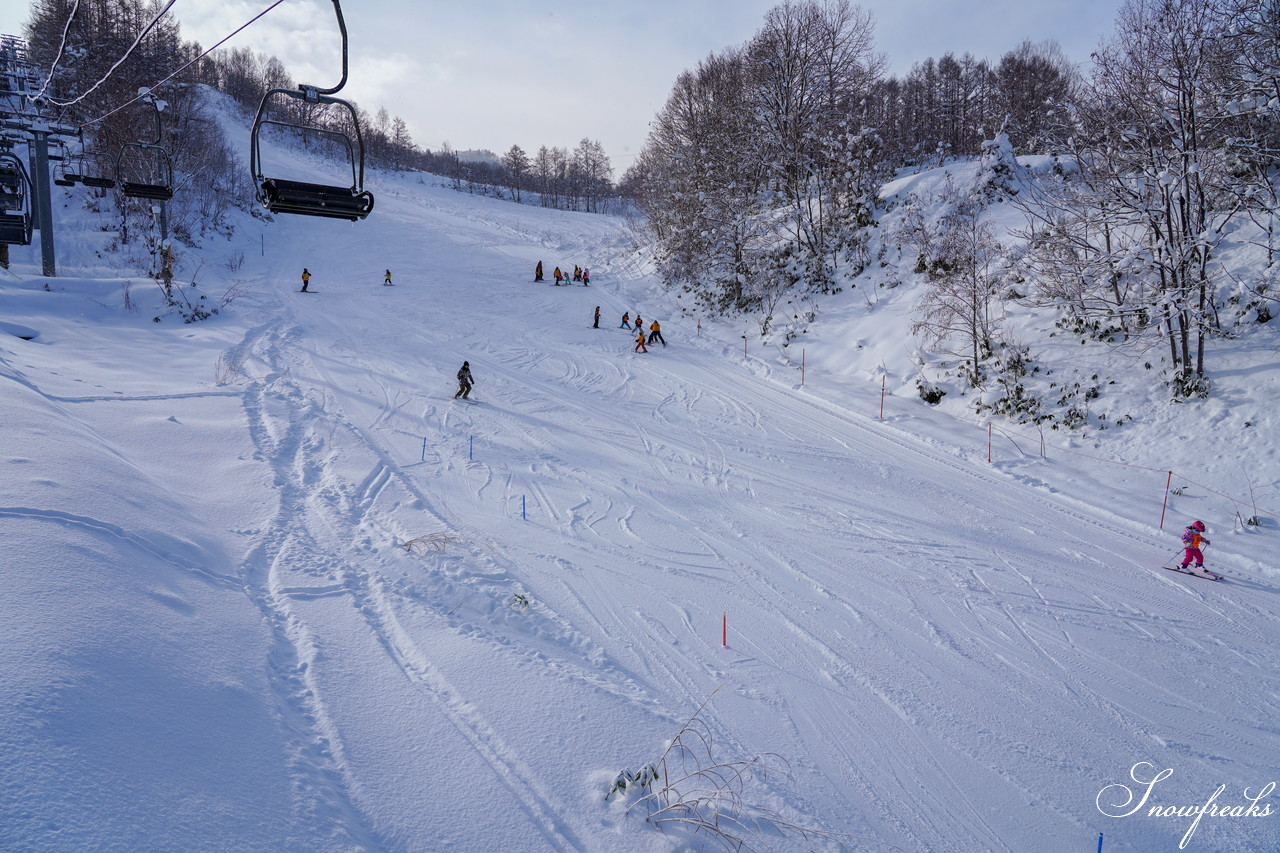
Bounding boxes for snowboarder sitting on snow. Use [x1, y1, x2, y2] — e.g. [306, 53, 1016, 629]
[454, 361, 474, 399]
[300, 268, 312, 292]
[1180, 520, 1210, 570]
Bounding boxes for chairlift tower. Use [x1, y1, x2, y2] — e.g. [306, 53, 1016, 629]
[0, 33, 89, 275]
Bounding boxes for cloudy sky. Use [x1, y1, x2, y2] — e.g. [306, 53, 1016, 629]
[1, 0, 1124, 174]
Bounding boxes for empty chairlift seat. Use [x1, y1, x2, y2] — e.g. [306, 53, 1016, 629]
[259, 177, 373, 220]
[117, 142, 173, 200]
[248, 0, 373, 222]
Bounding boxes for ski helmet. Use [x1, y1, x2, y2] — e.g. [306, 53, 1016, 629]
[1191, 520, 1206, 532]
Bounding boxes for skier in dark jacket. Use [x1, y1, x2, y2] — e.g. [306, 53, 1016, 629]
[593, 306, 601, 328]
[454, 361, 474, 399]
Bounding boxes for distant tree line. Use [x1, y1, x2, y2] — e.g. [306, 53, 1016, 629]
[426, 138, 618, 213]
[866, 40, 1077, 165]
[624, 0, 1280, 400]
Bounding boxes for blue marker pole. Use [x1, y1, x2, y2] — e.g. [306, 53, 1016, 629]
[421, 437, 427, 462]
[522, 495, 526, 520]
[469, 435, 473, 461]
[1097, 832, 1104, 853]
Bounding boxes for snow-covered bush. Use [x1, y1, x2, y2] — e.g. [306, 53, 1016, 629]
[973, 131, 1020, 201]
[605, 688, 822, 851]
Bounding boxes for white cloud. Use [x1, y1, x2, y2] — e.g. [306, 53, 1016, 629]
[0, 0, 1126, 169]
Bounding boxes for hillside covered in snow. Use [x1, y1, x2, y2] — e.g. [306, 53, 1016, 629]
[2, 105, 1279, 853]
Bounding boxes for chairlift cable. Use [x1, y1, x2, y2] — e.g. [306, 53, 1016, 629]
[29, 0, 81, 105]
[77, 0, 288, 131]
[43, 0, 178, 111]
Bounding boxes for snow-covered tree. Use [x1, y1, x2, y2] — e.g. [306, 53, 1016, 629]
[1079, 0, 1245, 396]
[746, 0, 884, 293]
[910, 191, 1007, 386]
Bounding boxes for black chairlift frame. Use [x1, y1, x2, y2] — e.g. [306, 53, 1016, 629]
[80, 151, 118, 190]
[53, 156, 77, 187]
[0, 150, 33, 246]
[117, 94, 174, 200]
[60, 134, 119, 189]
[249, 0, 373, 221]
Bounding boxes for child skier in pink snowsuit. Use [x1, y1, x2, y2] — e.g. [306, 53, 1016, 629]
[1180, 520, 1210, 569]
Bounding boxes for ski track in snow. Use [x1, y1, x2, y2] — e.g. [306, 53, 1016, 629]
[229, 285, 673, 851]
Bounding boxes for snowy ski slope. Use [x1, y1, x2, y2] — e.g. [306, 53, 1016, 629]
[1, 158, 1278, 852]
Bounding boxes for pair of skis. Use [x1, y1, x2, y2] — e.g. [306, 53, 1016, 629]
[1162, 564, 1224, 582]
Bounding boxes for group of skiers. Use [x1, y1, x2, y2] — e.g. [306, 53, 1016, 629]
[298, 268, 394, 291]
[609, 310, 666, 352]
[455, 308, 668, 397]
[535, 261, 589, 286]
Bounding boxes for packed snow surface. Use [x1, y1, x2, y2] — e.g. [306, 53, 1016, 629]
[2, 158, 1278, 853]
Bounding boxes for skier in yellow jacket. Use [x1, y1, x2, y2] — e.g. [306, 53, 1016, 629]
[647, 319, 666, 347]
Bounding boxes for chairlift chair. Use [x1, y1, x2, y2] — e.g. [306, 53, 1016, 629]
[0, 152, 32, 245]
[53, 159, 77, 186]
[248, 0, 373, 221]
[61, 149, 117, 189]
[117, 94, 174, 200]
[61, 130, 114, 188]
[53, 146, 79, 186]
[80, 151, 117, 189]
[251, 103, 373, 220]
[118, 142, 174, 200]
